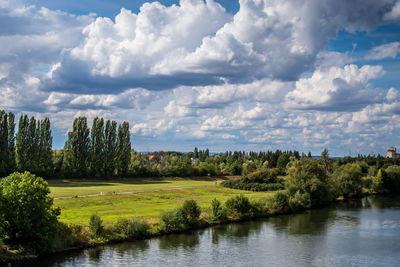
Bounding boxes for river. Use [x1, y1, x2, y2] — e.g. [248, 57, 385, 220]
[8, 196, 400, 267]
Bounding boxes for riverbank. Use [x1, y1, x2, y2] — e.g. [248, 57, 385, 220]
[26, 195, 400, 266]
[1, 190, 377, 265]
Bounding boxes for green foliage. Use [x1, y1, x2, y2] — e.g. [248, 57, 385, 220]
[210, 198, 227, 222]
[197, 161, 218, 176]
[247, 168, 279, 183]
[372, 169, 385, 193]
[332, 163, 363, 198]
[89, 214, 104, 238]
[229, 162, 242, 175]
[286, 158, 333, 207]
[0, 110, 9, 176]
[225, 195, 252, 219]
[266, 191, 289, 215]
[288, 191, 311, 211]
[159, 209, 184, 233]
[0, 172, 60, 252]
[361, 176, 374, 190]
[179, 200, 202, 227]
[64, 117, 90, 178]
[221, 168, 283, 192]
[383, 165, 400, 193]
[277, 153, 290, 172]
[221, 178, 284, 192]
[242, 160, 257, 175]
[104, 120, 118, 177]
[321, 148, 332, 173]
[16, 115, 30, 172]
[115, 217, 150, 239]
[7, 112, 16, 174]
[159, 199, 202, 232]
[37, 118, 53, 177]
[90, 117, 105, 177]
[249, 199, 266, 218]
[117, 122, 131, 177]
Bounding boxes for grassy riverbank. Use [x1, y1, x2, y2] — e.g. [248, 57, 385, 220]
[49, 177, 274, 225]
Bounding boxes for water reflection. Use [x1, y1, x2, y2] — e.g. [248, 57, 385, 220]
[157, 230, 201, 251]
[87, 247, 102, 262]
[110, 239, 149, 259]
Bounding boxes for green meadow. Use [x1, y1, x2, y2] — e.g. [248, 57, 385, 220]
[49, 177, 274, 225]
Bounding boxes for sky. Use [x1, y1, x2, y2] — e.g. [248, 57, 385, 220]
[1, 0, 400, 156]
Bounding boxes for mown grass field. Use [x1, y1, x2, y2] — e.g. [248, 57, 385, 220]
[49, 177, 275, 226]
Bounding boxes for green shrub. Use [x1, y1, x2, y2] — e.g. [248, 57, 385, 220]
[210, 198, 227, 222]
[225, 195, 252, 219]
[159, 209, 183, 233]
[220, 168, 284, 192]
[266, 191, 289, 215]
[0, 172, 60, 252]
[50, 222, 78, 250]
[246, 168, 279, 183]
[89, 214, 104, 237]
[249, 200, 266, 218]
[115, 217, 150, 239]
[221, 178, 284, 192]
[178, 200, 202, 227]
[288, 191, 311, 211]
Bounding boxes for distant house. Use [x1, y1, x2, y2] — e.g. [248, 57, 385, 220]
[148, 152, 163, 161]
[387, 147, 400, 159]
[191, 157, 200, 164]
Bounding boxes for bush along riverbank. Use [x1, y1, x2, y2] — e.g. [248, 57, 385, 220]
[2, 156, 400, 263]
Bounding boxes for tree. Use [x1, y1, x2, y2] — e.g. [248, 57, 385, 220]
[90, 117, 105, 177]
[0, 172, 60, 251]
[321, 148, 331, 173]
[178, 199, 201, 227]
[0, 111, 8, 176]
[64, 117, 90, 178]
[16, 115, 30, 171]
[331, 163, 363, 198]
[117, 121, 131, 177]
[286, 158, 334, 207]
[373, 169, 385, 193]
[27, 116, 39, 173]
[383, 165, 400, 193]
[7, 112, 16, 174]
[194, 147, 199, 158]
[37, 118, 53, 177]
[104, 120, 117, 177]
[277, 153, 290, 172]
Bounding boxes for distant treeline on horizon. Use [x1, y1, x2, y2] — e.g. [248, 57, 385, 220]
[0, 109, 395, 179]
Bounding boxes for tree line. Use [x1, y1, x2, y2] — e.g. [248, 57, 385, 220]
[0, 110, 131, 179]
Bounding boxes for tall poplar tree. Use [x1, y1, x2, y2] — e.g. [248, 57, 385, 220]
[64, 117, 90, 178]
[0, 110, 8, 176]
[7, 112, 16, 173]
[104, 120, 117, 177]
[16, 115, 29, 171]
[117, 121, 131, 177]
[27, 116, 38, 172]
[90, 117, 105, 177]
[38, 118, 53, 176]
